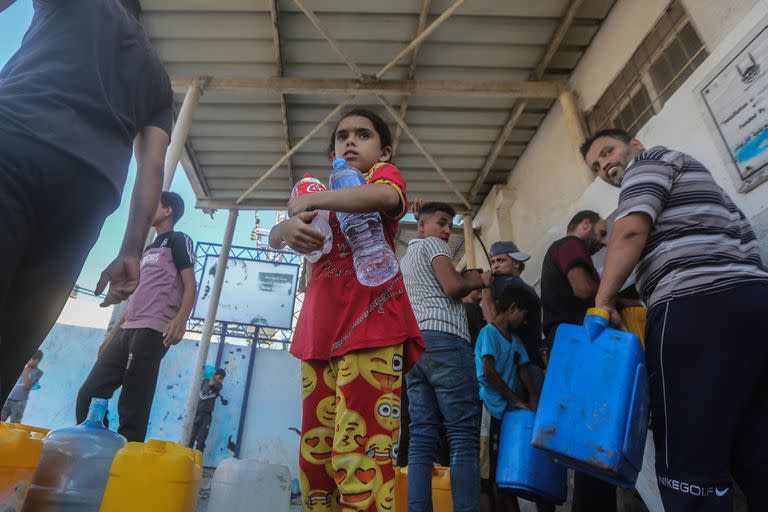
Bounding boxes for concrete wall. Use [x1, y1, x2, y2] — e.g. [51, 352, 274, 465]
[238, 348, 302, 481]
[15, 315, 301, 472]
[472, 0, 768, 282]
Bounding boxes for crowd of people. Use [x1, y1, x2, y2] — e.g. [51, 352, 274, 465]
[272, 110, 768, 512]
[0, 1, 766, 512]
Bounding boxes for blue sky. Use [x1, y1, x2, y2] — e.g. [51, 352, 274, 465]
[0, 1, 280, 291]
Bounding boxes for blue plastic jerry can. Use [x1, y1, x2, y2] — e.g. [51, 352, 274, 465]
[496, 410, 567, 504]
[532, 308, 649, 488]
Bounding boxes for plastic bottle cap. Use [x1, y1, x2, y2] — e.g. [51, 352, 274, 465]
[332, 158, 347, 170]
[586, 307, 610, 320]
[302, 172, 314, 178]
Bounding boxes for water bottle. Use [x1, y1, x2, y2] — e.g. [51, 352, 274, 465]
[329, 158, 399, 287]
[290, 173, 333, 263]
[23, 398, 127, 511]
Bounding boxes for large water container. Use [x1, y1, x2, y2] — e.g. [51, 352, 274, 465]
[393, 466, 453, 512]
[532, 308, 649, 488]
[23, 398, 127, 512]
[207, 459, 291, 512]
[99, 440, 202, 512]
[495, 410, 567, 504]
[0, 423, 44, 509]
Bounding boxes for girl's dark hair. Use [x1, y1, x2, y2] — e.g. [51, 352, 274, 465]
[327, 108, 393, 158]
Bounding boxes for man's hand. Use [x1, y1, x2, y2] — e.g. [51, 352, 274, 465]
[281, 213, 325, 254]
[287, 195, 313, 218]
[481, 270, 493, 288]
[595, 294, 626, 330]
[163, 315, 187, 347]
[96, 255, 141, 307]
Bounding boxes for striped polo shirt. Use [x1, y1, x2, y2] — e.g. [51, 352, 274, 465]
[401, 237, 470, 342]
[616, 146, 768, 308]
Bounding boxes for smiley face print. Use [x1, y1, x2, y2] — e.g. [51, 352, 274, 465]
[334, 354, 360, 386]
[365, 435, 394, 465]
[316, 395, 337, 428]
[323, 364, 336, 391]
[374, 393, 402, 431]
[334, 408, 367, 454]
[333, 453, 383, 510]
[299, 469, 337, 512]
[375, 479, 395, 512]
[359, 346, 404, 391]
[301, 426, 334, 465]
[302, 362, 318, 400]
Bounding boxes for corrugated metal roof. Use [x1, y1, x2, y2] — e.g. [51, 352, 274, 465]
[140, 0, 615, 252]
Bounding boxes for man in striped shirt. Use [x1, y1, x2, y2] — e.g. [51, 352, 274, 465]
[582, 128, 768, 512]
[401, 202, 487, 512]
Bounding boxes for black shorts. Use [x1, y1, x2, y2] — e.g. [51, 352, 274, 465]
[481, 413, 503, 493]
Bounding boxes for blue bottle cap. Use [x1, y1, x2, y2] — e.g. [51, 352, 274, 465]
[332, 158, 347, 170]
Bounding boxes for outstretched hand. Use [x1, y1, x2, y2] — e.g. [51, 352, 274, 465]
[96, 255, 141, 307]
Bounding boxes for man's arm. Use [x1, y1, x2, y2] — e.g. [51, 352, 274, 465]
[163, 267, 196, 347]
[595, 212, 652, 324]
[480, 287, 497, 323]
[567, 266, 600, 301]
[432, 257, 485, 299]
[287, 184, 400, 217]
[482, 356, 529, 410]
[96, 127, 167, 306]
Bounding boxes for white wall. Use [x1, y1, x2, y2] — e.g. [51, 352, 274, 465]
[238, 348, 302, 481]
[473, 0, 768, 281]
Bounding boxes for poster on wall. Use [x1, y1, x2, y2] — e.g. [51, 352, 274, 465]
[701, 22, 768, 192]
[192, 256, 299, 329]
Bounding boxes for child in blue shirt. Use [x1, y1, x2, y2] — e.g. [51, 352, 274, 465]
[476, 282, 541, 512]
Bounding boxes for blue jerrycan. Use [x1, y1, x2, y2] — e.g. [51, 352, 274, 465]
[532, 308, 649, 487]
[496, 409, 567, 504]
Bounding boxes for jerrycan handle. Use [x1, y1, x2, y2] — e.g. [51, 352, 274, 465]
[584, 307, 610, 341]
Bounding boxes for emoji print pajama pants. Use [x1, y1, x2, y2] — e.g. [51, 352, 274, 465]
[299, 344, 404, 512]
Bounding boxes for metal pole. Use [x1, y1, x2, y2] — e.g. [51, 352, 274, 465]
[180, 209, 238, 445]
[462, 213, 476, 268]
[163, 79, 205, 191]
[234, 331, 259, 459]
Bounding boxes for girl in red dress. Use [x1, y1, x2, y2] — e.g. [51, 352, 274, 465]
[270, 109, 424, 512]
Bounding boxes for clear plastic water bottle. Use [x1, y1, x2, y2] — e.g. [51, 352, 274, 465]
[24, 398, 127, 511]
[329, 158, 400, 287]
[290, 173, 333, 263]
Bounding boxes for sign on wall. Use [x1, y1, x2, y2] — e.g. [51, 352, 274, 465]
[192, 257, 300, 329]
[701, 22, 768, 192]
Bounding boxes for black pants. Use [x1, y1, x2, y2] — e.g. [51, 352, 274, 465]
[0, 132, 115, 404]
[76, 327, 168, 442]
[571, 471, 617, 512]
[646, 283, 768, 512]
[189, 412, 212, 453]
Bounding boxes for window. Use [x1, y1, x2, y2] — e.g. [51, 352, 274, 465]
[587, 1, 708, 135]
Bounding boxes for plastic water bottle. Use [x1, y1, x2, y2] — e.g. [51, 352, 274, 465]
[290, 173, 333, 263]
[23, 398, 127, 511]
[329, 158, 399, 287]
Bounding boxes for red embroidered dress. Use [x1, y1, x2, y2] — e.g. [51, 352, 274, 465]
[290, 162, 424, 368]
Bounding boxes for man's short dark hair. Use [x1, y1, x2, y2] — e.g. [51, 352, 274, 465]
[496, 284, 539, 315]
[161, 191, 185, 224]
[417, 202, 455, 220]
[567, 210, 601, 233]
[580, 128, 632, 159]
[33, 350, 43, 361]
[214, 368, 227, 378]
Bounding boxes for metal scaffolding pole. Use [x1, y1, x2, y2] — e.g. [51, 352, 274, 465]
[163, 78, 205, 191]
[179, 209, 238, 445]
